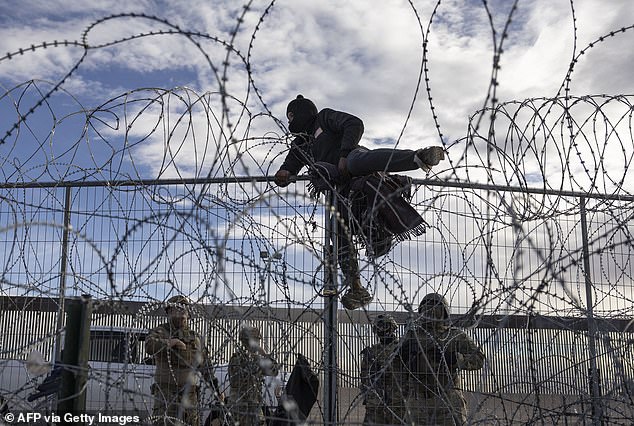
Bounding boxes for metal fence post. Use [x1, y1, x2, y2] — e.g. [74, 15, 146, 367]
[57, 294, 92, 417]
[53, 186, 72, 363]
[580, 196, 603, 425]
[323, 190, 339, 425]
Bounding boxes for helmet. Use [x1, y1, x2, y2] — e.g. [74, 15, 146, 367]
[372, 314, 398, 338]
[418, 293, 450, 318]
[165, 295, 190, 312]
[239, 325, 262, 342]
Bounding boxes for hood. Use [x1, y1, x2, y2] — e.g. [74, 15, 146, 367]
[286, 94, 318, 134]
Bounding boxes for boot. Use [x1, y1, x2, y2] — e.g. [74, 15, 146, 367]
[341, 279, 372, 310]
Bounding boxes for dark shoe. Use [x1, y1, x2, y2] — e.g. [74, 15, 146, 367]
[341, 287, 372, 310]
[414, 146, 445, 172]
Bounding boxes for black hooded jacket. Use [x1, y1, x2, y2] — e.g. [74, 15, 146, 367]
[280, 108, 364, 175]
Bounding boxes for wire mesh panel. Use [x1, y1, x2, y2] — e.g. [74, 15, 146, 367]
[1, 2, 634, 423]
[1, 179, 633, 424]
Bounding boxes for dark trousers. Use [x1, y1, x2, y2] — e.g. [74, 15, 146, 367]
[347, 147, 418, 176]
[333, 221, 359, 286]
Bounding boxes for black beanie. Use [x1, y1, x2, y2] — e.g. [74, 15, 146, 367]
[286, 94, 318, 134]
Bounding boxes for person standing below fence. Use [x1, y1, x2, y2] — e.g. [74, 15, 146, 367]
[146, 295, 223, 426]
[274, 95, 445, 310]
[229, 325, 280, 426]
[402, 293, 485, 425]
[360, 314, 409, 425]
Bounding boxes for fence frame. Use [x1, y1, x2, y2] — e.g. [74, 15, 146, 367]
[1, 175, 634, 424]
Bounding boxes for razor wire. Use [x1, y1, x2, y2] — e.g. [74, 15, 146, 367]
[0, 1, 633, 424]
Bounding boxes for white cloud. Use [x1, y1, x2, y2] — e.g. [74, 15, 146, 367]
[0, 1, 633, 323]
[1, 0, 633, 184]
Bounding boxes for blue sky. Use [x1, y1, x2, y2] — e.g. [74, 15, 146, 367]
[0, 1, 633, 312]
[1, 0, 633, 185]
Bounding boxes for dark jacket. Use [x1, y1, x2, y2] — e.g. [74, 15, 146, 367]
[308, 162, 427, 258]
[280, 108, 364, 174]
[270, 354, 319, 426]
[285, 354, 319, 419]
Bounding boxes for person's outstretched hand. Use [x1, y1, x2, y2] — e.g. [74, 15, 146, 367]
[168, 338, 187, 351]
[274, 169, 291, 187]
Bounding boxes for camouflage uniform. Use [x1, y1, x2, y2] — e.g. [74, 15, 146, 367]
[146, 296, 219, 426]
[229, 325, 279, 426]
[402, 293, 485, 426]
[360, 314, 408, 426]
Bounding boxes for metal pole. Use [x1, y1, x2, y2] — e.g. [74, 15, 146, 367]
[58, 294, 92, 417]
[323, 190, 339, 425]
[53, 186, 72, 363]
[580, 196, 602, 425]
[259, 250, 281, 342]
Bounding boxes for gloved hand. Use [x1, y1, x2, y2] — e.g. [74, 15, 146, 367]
[274, 169, 291, 187]
[168, 338, 187, 350]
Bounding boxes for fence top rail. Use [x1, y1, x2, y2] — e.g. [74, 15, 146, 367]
[1, 176, 633, 203]
[2, 296, 632, 332]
